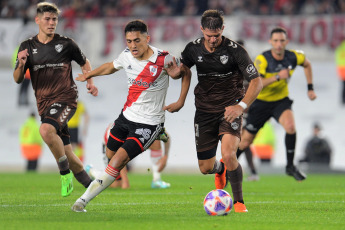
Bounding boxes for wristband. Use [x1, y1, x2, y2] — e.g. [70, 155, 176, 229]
[307, 84, 314, 91]
[275, 75, 280, 81]
[238, 101, 247, 110]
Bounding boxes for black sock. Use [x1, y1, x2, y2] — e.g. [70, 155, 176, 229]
[285, 133, 296, 167]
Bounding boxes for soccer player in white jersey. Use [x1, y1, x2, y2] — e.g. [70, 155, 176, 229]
[71, 20, 191, 212]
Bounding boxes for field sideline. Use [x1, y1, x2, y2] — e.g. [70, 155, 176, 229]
[1, 173, 344, 230]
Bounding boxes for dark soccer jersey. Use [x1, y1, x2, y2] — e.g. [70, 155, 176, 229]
[16, 34, 86, 115]
[181, 36, 259, 113]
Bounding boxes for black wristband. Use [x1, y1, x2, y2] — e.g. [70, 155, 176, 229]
[275, 75, 280, 81]
[307, 84, 314, 91]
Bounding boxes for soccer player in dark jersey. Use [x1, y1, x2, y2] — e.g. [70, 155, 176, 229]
[237, 27, 317, 181]
[13, 2, 98, 197]
[168, 10, 263, 213]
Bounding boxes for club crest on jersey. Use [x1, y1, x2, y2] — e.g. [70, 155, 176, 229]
[149, 65, 158, 76]
[220, 55, 228, 64]
[55, 44, 63, 53]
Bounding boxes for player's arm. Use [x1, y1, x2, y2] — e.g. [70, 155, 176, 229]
[76, 62, 118, 82]
[80, 59, 98, 96]
[13, 49, 29, 84]
[164, 64, 191, 113]
[303, 58, 317, 100]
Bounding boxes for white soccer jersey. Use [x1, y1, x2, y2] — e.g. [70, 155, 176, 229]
[113, 45, 171, 125]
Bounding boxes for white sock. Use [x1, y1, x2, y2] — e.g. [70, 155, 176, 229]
[151, 149, 162, 182]
[77, 165, 119, 204]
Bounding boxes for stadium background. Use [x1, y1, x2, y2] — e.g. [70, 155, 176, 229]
[0, 0, 344, 173]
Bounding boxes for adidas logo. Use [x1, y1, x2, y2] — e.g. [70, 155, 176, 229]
[127, 65, 132, 70]
[97, 179, 103, 185]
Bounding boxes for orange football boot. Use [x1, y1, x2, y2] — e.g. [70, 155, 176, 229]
[234, 202, 248, 213]
[215, 159, 228, 189]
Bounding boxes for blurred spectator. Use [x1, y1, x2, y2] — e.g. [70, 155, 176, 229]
[1, 0, 342, 18]
[299, 123, 332, 166]
[335, 39, 345, 105]
[19, 112, 43, 171]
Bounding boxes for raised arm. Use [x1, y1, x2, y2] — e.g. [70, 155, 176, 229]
[13, 49, 29, 84]
[76, 62, 118, 82]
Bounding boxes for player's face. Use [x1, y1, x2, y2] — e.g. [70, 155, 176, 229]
[201, 26, 224, 51]
[270, 32, 289, 56]
[126, 31, 150, 60]
[35, 12, 58, 36]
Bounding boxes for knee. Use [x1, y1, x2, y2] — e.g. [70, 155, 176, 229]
[39, 124, 55, 142]
[285, 123, 296, 134]
[198, 163, 213, 175]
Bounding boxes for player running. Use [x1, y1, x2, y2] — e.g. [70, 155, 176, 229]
[237, 26, 317, 181]
[71, 19, 191, 212]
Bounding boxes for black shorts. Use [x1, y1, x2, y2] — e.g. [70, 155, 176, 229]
[194, 110, 242, 155]
[245, 97, 293, 134]
[40, 103, 76, 145]
[69, 127, 79, 144]
[107, 112, 163, 160]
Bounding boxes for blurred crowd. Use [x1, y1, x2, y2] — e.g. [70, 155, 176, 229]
[1, 0, 345, 19]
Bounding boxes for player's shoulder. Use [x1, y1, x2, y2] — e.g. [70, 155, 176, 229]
[20, 36, 36, 46]
[223, 37, 242, 50]
[288, 49, 305, 57]
[185, 37, 203, 49]
[54, 33, 72, 41]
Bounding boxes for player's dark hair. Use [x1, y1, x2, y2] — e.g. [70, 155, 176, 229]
[201, 9, 224, 30]
[37, 2, 60, 15]
[270, 27, 287, 38]
[124, 20, 149, 34]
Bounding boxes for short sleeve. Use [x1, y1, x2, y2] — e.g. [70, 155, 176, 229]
[70, 39, 86, 66]
[113, 51, 126, 70]
[254, 54, 268, 77]
[291, 50, 306, 66]
[180, 43, 195, 69]
[233, 44, 259, 81]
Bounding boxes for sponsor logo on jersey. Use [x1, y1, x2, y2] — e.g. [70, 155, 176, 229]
[197, 56, 203, 62]
[220, 55, 228, 64]
[149, 65, 158, 76]
[33, 49, 38, 54]
[246, 64, 257, 75]
[55, 44, 63, 53]
[128, 78, 157, 88]
[51, 103, 62, 107]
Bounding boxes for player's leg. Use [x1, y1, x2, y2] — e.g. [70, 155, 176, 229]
[150, 140, 170, 188]
[278, 109, 306, 181]
[64, 143, 92, 188]
[221, 133, 248, 213]
[72, 147, 128, 212]
[194, 110, 225, 188]
[244, 147, 259, 181]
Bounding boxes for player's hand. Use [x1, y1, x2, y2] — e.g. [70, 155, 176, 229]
[75, 73, 88, 82]
[163, 101, 184, 113]
[86, 83, 98, 96]
[278, 68, 290, 80]
[224, 105, 243, 123]
[308, 90, 317, 101]
[164, 57, 182, 79]
[17, 49, 29, 66]
[157, 155, 168, 172]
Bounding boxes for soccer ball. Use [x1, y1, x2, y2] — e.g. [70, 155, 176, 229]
[203, 189, 233, 216]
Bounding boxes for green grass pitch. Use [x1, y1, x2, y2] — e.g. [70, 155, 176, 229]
[1, 172, 344, 230]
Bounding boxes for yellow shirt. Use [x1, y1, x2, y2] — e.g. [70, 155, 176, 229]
[68, 101, 86, 128]
[254, 49, 305, 102]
